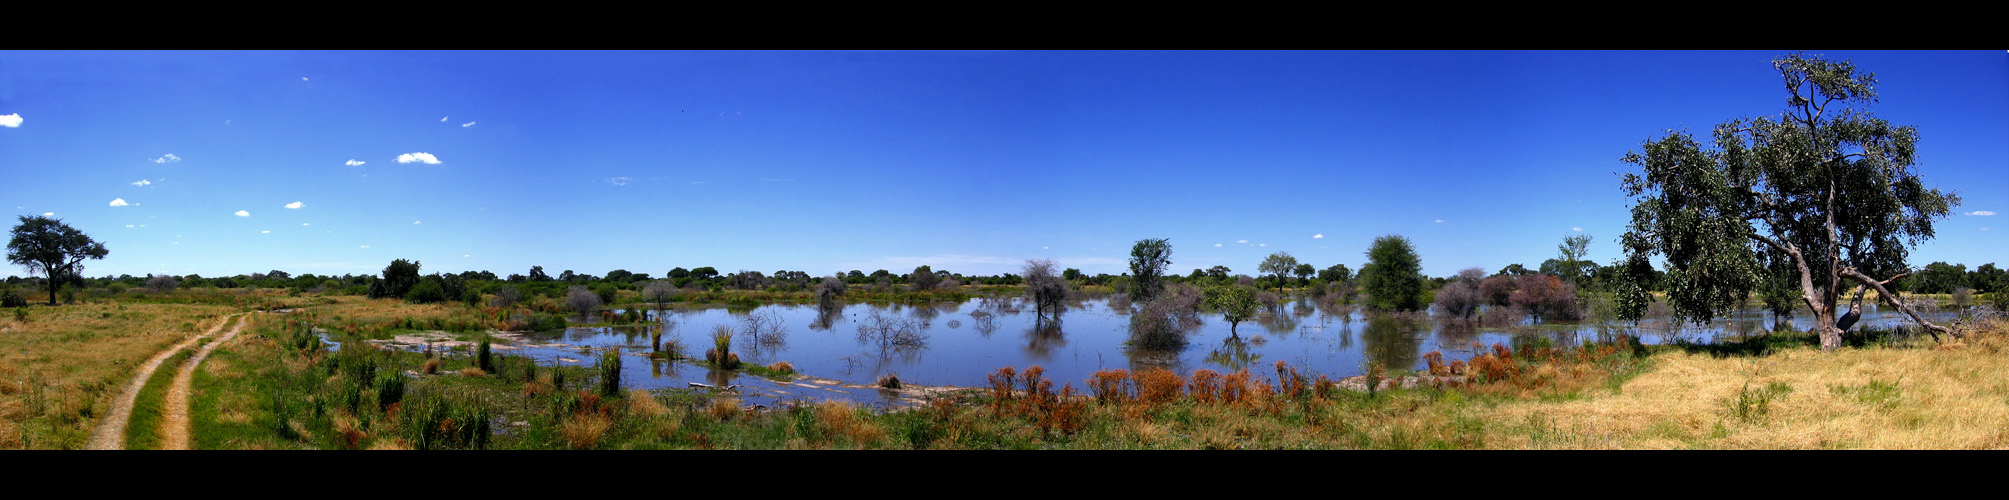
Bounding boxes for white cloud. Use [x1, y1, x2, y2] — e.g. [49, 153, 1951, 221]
[1572, 227, 1583, 231]
[131, 179, 151, 187]
[1214, 243, 1222, 247]
[0, 113, 21, 127]
[413, 220, 422, 225]
[1312, 233, 1324, 239]
[1236, 239, 1248, 244]
[463, 254, 470, 258]
[302, 223, 310, 226]
[285, 201, 304, 209]
[360, 245, 370, 248]
[396, 152, 441, 164]
[608, 177, 632, 186]
[1434, 219, 1444, 223]
[345, 159, 365, 166]
[441, 116, 449, 122]
[234, 210, 250, 217]
[42, 212, 53, 216]
[1042, 246, 1049, 250]
[109, 198, 129, 207]
[261, 230, 271, 234]
[125, 225, 134, 228]
[1258, 243, 1267, 247]
[152, 153, 181, 164]
[461, 121, 476, 127]
[1968, 211, 1997, 216]
[302, 77, 309, 82]
[1984, 227, 1992, 231]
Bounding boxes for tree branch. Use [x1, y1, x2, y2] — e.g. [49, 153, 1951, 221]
[1842, 267, 1955, 340]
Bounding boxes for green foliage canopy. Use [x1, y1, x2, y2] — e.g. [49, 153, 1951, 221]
[1616, 53, 1958, 348]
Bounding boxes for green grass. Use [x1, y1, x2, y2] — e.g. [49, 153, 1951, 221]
[122, 349, 191, 449]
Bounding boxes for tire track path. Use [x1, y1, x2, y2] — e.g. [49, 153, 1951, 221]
[85, 313, 245, 450]
[164, 314, 248, 450]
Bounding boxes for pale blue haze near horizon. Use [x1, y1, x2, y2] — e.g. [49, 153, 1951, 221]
[2, 50, 2003, 280]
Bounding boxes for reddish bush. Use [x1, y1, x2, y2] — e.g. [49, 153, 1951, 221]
[1088, 369, 1134, 404]
[1509, 274, 1582, 322]
[1136, 368, 1185, 405]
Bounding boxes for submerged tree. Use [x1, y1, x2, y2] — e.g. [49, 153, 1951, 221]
[1128, 238, 1172, 302]
[1202, 284, 1258, 336]
[1359, 235, 1424, 312]
[1616, 53, 1960, 351]
[1022, 258, 1067, 323]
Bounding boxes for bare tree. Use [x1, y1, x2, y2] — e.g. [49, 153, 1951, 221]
[642, 280, 677, 319]
[491, 285, 523, 308]
[145, 274, 178, 293]
[567, 285, 601, 321]
[1022, 259, 1067, 323]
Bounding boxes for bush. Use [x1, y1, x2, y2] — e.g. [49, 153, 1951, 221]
[0, 289, 25, 308]
[567, 286, 601, 321]
[1510, 274, 1582, 322]
[1128, 295, 1191, 350]
[1433, 267, 1487, 319]
[597, 350, 623, 398]
[145, 274, 179, 292]
[404, 280, 447, 304]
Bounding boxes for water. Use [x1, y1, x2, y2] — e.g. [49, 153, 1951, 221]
[436, 296, 1963, 408]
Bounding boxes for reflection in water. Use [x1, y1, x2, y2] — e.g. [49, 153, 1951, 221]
[1257, 311, 1301, 337]
[1293, 298, 1316, 318]
[1436, 320, 1479, 353]
[1205, 335, 1262, 372]
[704, 366, 741, 388]
[808, 307, 844, 331]
[1362, 313, 1426, 371]
[971, 310, 999, 336]
[1023, 320, 1066, 360]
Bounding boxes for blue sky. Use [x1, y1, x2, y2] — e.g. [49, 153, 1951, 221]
[2, 50, 2003, 280]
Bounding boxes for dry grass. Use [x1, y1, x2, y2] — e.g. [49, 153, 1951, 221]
[560, 413, 611, 449]
[1455, 319, 2009, 449]
[627, 389, 668, 417]
[0, 301, 239, 449]
[814, 401, 887, 446]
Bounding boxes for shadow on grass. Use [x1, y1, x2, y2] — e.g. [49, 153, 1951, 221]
[1668, 325, 1925, 358]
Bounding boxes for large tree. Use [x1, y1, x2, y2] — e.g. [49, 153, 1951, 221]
[1359, 235, 1424, 311]
[1616, 53, 1959, 351]
[1128, 238, 1172, 302]
[1258, 252, 1298, 293]
[7, 216, 109, 305]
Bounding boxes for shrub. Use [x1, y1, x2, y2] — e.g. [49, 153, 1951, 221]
[1510, 274, 1582, 322]
[404, 280, 447, 304]
[0, 289, 25, 308]
[490, 286, 522, 308]
[705, 324, 740, 369]
[1128, 295, 1191, 350]
[597, 350, 623, 398]
[1433, 268, 1488, 319]
[1135, 368, 1184, 405]
[1478, 273, 1510, 309]
[567, 286, 601, 321]
[400, 387, 492, 450]
[145, 274, 179, 292]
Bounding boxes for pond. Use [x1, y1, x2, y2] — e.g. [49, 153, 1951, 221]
[459, 296, 1963, 409]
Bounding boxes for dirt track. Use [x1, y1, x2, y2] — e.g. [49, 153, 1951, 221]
[85, 313, 245, 450]
[164, 316, 247, 449]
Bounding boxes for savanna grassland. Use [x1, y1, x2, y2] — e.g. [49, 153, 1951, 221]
[7, 287, 2006, 450]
